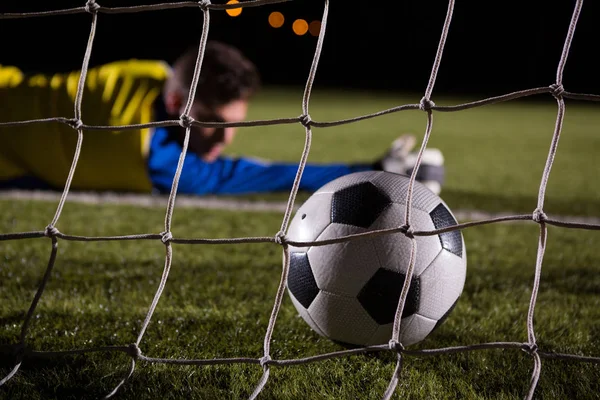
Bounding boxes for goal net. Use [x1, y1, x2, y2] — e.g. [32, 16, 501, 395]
[1, 0, 599, 399]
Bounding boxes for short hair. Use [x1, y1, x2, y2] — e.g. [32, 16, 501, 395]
[165, 40, 261, 108]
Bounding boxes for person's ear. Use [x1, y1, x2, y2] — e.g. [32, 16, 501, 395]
[164, 91, 184, 116]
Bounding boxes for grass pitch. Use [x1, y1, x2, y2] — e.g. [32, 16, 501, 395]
[1, 88, 599, 399]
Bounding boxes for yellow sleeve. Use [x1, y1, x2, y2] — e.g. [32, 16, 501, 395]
[0, 60, 172, 192]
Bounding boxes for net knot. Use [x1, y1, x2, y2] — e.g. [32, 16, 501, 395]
[532, 208, 547, 223]
[127, 343, 142, 359]
[45, 225, 60, 238]
[198, 0, 211, 11]
[259, 355, 272, 367]
[161, 231, 173, 244]
[69, 118, 84, 130]
[419, 97, 436, 111]
[549, 83, 565, 99]
[299, 114, 312, 127]
[388, 339, 404, 352]
[85, 0, 100, 13]
[274, 231, 286, 245]
[179, 114, 195, 129]
[522, 342, 538, 354]
[400, 224, 414, 239]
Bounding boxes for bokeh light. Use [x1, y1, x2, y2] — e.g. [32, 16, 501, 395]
[268, 11, 285, 28]
[225, 0, 242, 17]
[292, 19, 309, 36]
[309, 20, 321, 37]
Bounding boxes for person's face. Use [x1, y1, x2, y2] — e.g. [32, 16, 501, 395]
[186, 99, 249, 162]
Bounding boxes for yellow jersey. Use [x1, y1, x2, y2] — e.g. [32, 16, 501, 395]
[0, 60, 172, 192]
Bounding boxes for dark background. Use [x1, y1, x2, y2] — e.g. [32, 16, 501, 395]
[0, 0, 598, 97]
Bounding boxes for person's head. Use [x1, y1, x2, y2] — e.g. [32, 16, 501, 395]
[163, 41, 261, 161]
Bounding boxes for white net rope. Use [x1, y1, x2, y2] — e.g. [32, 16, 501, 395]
[1, 0, 600, 399]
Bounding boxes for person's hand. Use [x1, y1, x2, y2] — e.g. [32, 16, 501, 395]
[377, 134, 418, 174]
[374, 134, 445, 195]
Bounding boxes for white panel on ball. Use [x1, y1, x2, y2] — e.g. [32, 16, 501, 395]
[368, 203, 442, 277]
[288, 292, 327, 337]
[369, 314, 438, 347]
[307, 223, 381, 297]
[370, 171, 441, 213]
[308, 291, 378, 346]
[418, 246, 467, 321]
[287, 192, 334, 253]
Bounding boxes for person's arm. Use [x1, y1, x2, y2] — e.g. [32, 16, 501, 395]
[189, 156, 373, 195]
[147, 128, 373, 195]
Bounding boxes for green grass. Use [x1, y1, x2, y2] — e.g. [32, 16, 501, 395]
[1, 88, 600, 399]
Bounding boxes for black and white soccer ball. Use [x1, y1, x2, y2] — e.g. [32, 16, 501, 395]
[285, 171, 466, 347]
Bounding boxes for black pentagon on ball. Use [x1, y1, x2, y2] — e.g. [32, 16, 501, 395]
[288, 252, 320, 309]
[331, 182, 392, 228]
[357, 268, 420, 325]
[430, 203, 463, 257]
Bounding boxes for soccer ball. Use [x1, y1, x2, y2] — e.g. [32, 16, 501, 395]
[285, 171, 466, 347]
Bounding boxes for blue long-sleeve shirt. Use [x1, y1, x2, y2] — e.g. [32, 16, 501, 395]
[147, 126, 374, 195]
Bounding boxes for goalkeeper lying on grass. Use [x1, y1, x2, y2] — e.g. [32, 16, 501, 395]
[0, 41, 444, 196]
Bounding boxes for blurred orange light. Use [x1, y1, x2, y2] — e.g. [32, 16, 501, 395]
[292, 19, 309, 36]
[226, 0, 242, 17]
[268, 11, 285, 28]
[308, 20, 321, 37]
